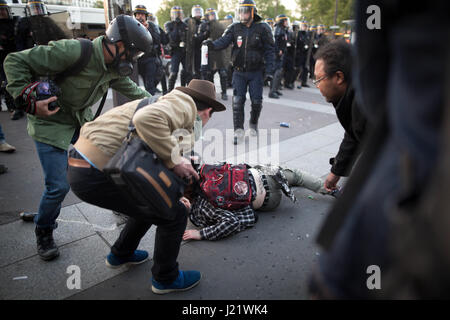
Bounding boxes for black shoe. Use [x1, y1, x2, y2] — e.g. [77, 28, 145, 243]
[302, 83, 310, 88]
[35, 227, 60, 261]
[285, 84, 294, 90]
[0, 164, 7, 175]
[11, 110, 25, 120]
[268, 92, 279, 99]
[221, 92, 228, 101]
[20, 211, 37, 222]
[275, 90, 283, 96]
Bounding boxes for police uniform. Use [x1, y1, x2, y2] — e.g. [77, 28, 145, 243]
[297, 22, 311, 88]
[269, 14, 289, 99]
[134, 6, 169, 95]
[183, 5, 204, 83]
[198, 8, 228, 100]
[205, 0, 275, 144]
[165, 6, 188, 91]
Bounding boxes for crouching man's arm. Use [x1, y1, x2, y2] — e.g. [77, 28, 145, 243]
[326, 132, 360, 191]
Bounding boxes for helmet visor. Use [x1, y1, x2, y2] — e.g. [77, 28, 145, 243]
[170, 8, 183, 20]
[191, 7, 203, 18]
[0, 7, 11, 19]
[27, 3, 48, 16]
[236, 6, 254, 24]
[207, 11, 217, 21]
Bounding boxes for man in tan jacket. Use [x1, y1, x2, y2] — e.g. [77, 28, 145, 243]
[67, 79, 225, 294]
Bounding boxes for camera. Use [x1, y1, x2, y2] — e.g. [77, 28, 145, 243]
[35, 80, 61, 111]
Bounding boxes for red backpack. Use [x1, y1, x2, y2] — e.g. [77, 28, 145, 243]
[199, 163, 252, 210]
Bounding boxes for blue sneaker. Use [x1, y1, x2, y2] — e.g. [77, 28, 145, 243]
[151, 270, 201, 294]
[105, 250, 149, 268]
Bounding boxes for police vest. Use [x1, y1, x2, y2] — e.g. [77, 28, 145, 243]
[230, 22, 269, 71]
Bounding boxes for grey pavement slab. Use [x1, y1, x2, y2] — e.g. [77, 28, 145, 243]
[224, 123, 343, 166]
[0, 234, 124, 300]
[0, 204, 95, 268]
[68, 188, 334, 300]
[283, 149, 336, 178]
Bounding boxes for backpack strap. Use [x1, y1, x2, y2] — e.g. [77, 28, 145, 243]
[126, 96, 159, 138]
[54, 38, 93, 83]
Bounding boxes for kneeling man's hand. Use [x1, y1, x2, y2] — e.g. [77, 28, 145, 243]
[324, 172, 340, 192]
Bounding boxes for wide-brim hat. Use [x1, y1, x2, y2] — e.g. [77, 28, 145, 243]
[175, 79, 226, 112]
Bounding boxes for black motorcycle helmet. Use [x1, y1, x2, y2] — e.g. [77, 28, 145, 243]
[25, 0, 48, 17]
[236, 0, 259, 24]
[0, 0, 12, 20]
[104, 14, 153, 76]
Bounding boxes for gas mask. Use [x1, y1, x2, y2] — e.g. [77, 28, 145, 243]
[103, 38, 144, 77]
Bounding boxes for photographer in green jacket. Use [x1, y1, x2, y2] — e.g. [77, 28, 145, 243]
[4, 15, 152, 261]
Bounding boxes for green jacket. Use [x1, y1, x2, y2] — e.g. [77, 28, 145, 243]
[4, 36, 150, 150]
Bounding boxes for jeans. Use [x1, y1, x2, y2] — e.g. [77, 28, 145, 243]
[67, 149, 188, 283]
[34, 140, 72, 229]
[232, 70, 264, 103]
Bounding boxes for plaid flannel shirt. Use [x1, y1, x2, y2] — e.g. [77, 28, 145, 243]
[189, 196, 257, 241]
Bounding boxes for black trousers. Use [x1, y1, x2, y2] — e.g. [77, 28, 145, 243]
[67, 149, 187, 284]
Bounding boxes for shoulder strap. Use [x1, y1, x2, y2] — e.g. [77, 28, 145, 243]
[127, 96, 159, 135]
[54, 38, 93, 83]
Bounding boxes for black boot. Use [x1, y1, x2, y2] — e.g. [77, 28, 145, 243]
[219, 70, 228, 101]
[249, 103, 262, 136]
[273, 69, 283, 97]
[232, 96, 245, 144]
[269, 73, 280, 99]
[35, 227, 59, 261]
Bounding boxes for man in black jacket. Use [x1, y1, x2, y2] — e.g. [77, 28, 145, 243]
[313, 40, 367, 192]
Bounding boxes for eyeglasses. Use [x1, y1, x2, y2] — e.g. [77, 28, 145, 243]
[313, 75, 328, 86]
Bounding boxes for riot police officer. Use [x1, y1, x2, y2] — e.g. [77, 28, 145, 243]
[16, 0, 68, 50]
[309, 24, 329, 80]
[283, 20, 298, 89]
[203, 0, 275, 144]
[198, 8, 228, 100]
[134, 5, 169, 95]
[297, 20, 311, 88]
[265, 17, 275, 34]
[269, 14, 289, 99]
[165, 6, 188, 91]
[184, 5, 204, 83]
[0, 0, 17, 117]
[224, 14, 234, 89]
